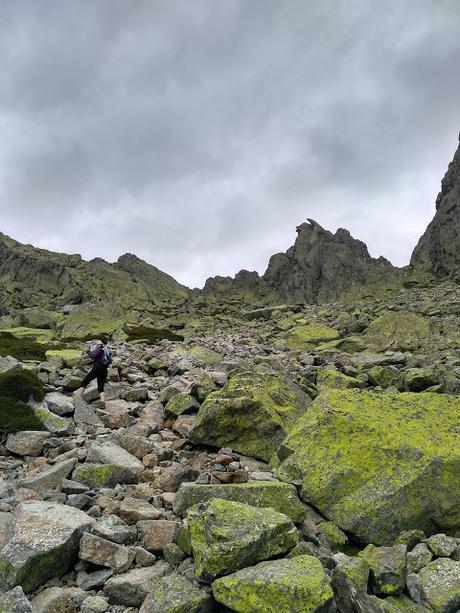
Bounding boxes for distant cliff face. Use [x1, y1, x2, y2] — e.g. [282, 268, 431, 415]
[411, 135, 460, 276]
[0, 233, 189, 310]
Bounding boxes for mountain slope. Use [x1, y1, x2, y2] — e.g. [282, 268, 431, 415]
[0, 232, 189, 310]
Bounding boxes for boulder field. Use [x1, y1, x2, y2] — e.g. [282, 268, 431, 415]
[0, 278, 460, 612]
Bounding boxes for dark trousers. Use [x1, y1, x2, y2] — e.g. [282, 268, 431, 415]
[81, 363, 108, 393]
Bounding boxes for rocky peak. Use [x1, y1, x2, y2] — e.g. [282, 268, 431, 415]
[411, 133, 460, 276]
[261, 219, 397, 303]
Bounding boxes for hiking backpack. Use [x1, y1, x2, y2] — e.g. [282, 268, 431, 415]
[101, 346, 113, 366]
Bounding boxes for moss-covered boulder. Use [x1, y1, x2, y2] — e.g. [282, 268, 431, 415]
[124, 323, 183, 343]
[165, 393, 199, 418]
[189, 372, 310, 461]
[407, 559, 460, 613]
[45, 349, 82, 368]
[277, 320, 339, 350]
[33, 406, 71, 436]
[72, 463, 137, 488]
[173, 481, 306, 523]
[316, 368, 366, 391]
[362, 312, 432, 352]
[0, 327, 55, 343]
[139, 575, 212, 613]
[18, 309, 63, 330]
[371, 594, 432, 613]
[331, 554, 377, 613]
[187, 498, 298, 582]
[0, 501, 93, 593]
[212, 555, 334, 613]
[275, 389, 460, 545]
[358, 544, 407, 595]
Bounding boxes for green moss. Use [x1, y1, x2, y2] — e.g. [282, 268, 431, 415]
[0, 370, 44, 402]
[275, 389, 460, 545]
[173, 481, 307, 523]
[187, 498, 298, 582]
[316, 368, 366, 391]
[45, 349, 82, 367]
[277, 320, 339, 350]
[0, 327, 55, 343]
[190, 372, 310, 461]
[212, 555, 334, 613]
[0, 332, 47, 361]
[125, 324, 184, 343]
[362, 311, 432, 352]
[318, 521, 349, 551]
[165, 393, 199, 417]
[0, 396, 45, 433]
[34, 408, 69, 434]
[73, 463, 135, 487]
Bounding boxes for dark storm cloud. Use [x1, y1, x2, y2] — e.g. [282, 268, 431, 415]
[0, 0, 459, 287]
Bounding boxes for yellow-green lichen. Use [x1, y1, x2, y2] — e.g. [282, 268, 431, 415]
[189, 372, 310, 461]
[212, 555, 334, 613]
[275, 389, 460, 545]
[187, 498, 298, 582]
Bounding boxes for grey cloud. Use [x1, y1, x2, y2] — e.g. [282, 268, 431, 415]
[0, 0, 459, 288]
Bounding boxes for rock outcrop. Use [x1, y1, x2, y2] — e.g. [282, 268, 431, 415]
[0, 232, 188, 310]
[203, 219, 399, 304]
[411, 135, 460, 276]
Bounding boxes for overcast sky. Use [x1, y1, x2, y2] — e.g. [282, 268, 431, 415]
[0, 1, 459, 288]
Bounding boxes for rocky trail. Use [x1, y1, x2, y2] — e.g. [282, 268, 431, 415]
[0, 277, 459, 613]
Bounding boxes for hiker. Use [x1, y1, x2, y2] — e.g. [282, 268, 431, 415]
[74, 338, 112, 404]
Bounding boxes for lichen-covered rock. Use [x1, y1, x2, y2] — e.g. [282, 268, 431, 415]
[173, 481, 306, 522]
[0, 586, 32, 612]
[278, 320, 339, 350]
[275, 389, 460, 544]
[164, 393, 199, 417]
[212, 554, 334, 613]
[187, 498, 298, 582]
[371, 594, 432, 613]
[331, 554, 381, 613]
[33, 404, 72, 435]
[45, 349, 82, 368]
[317, 521, 348, 551]
[362, 312, 432, 352]
[0, 501, 93, 593]
[407, 558, 460, 613]
[190, 372, 310, 461]
[31, 586, 77, 613]
[358, 544, 407, 595]
[139, 575, 212, 613]
[72, 463, 137, 488]
[407, 543, 433, 575]
[425, 533, 457, 557]
[316, 368, 366, 391]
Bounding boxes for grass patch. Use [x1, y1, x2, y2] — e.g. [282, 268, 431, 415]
[0, 395, 45, 433]
[0, 370, 45, 402]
